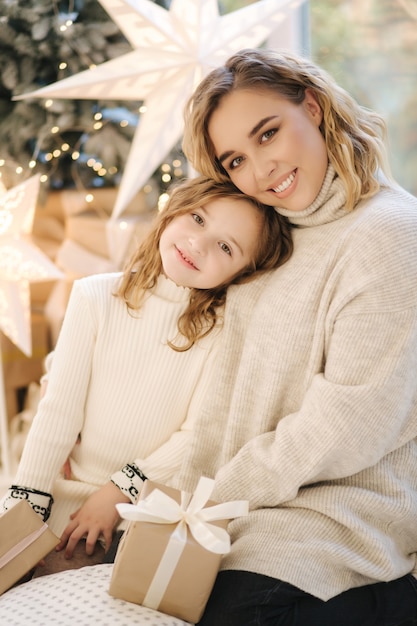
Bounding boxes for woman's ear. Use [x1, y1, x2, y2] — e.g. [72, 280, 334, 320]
[303, 88, 323, 126]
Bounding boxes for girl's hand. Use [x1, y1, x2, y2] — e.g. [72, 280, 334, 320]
[56, 481, 130, 558]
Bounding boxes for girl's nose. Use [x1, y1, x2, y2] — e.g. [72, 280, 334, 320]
[188, 235, 206, 255]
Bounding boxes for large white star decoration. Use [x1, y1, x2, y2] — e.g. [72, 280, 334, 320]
[16, 0, 301, 219]
[0, 174, 63, 356]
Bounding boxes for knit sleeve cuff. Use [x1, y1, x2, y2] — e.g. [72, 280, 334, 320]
[111, 462, 147, 504]
[3, 485, 53, 522]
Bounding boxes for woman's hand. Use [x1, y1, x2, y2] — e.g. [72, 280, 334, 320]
[56, 481, 130, 558]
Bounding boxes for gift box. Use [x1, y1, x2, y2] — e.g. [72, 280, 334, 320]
[108, 477, 248, 623]
[1, 311, 50, 420]
[44, 278, 74, 347]
[0, 500, 59, 595]
[55, 238, 117, 278]
[65, 210, 157, 269]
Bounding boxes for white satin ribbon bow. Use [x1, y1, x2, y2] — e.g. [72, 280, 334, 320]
[116, 476, 249, 610]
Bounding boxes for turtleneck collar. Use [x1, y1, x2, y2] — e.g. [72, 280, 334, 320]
[275, 163, 348, 228]
[155, 274, 191, 302]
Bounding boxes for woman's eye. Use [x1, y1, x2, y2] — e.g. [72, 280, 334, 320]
[230, 156, 244, 170]
[192, 213, 204, 225]
[260, 128, 276, 143]
[219, 242, 232, 256]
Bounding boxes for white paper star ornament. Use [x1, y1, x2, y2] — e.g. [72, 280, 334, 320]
[15, 0, 299, 219]
[0, 173, 39, 237]
[0, 175, 63, 356]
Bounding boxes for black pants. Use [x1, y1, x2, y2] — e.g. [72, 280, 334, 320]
[197, 570, 417, 626]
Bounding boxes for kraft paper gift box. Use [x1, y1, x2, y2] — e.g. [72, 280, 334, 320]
[66, 211, 157, 268]
[1, 312, 49, 420]
[0, 500, 59, 595]
[108, 477, 248, 623]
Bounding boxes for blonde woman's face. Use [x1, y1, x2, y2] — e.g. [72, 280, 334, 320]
[159, 196, 262, 289]
[208, 88, 328, 212]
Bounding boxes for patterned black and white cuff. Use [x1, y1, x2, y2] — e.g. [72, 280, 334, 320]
[111, 462, 147, 504]
[3, 485, 53, 522]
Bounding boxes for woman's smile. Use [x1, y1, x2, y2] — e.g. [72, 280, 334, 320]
[208, 89, 328, 212]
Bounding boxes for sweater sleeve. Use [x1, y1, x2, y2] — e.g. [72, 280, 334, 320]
[212, 212, 417, 508]
[1, 279, 98, 515]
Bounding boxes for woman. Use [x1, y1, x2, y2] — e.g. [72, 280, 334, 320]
[177, 48, 417, 625]
[1, 176, 291, 575]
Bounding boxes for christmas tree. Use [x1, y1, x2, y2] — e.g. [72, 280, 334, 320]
[0, 0, 175, 194]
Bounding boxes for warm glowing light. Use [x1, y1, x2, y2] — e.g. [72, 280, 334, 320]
[158, 193, 169, 212]
[93, 121, 103, 130]
[161, 174, 171, 183]
[85, 193, 94, 203]
[51, 126, 59, 134]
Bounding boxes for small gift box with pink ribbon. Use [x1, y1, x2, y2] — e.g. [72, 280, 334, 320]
[0, 500, 59, 595]
[108, 477, 249, 623]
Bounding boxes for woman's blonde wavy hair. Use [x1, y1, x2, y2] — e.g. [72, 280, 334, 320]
[182, 48, 391, 212]
[116, 175, 293, 351]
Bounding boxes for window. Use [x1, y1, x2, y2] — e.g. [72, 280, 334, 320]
[310, 0, 417, 195]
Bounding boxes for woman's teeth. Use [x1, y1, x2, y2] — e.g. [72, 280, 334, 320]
[272, 171, 295, 193]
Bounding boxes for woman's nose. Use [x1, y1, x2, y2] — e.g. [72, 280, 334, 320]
[253, 154, 276, 183]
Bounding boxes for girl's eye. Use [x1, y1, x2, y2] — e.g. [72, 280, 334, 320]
[260, 128, 277, 143]
[219, 242, 232, 256]
[192, 213, 204, 225]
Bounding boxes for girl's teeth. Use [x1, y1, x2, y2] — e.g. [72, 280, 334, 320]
[273, 171, 295, 193]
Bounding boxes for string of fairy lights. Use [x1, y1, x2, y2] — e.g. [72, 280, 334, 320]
[0, 0, 186, 211]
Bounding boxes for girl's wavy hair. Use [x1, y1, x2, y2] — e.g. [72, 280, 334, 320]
[182, 48, 391, 211]
[116, 175, 292, 351]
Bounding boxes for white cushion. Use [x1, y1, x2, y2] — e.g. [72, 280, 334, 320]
[0, 564, 193, 625]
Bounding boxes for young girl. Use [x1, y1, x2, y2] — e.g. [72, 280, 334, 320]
[1, 175, 292, 573]
[177, 49, 417, 625]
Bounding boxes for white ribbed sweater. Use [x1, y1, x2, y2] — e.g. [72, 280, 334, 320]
[4, 274, 219, 536]
[175, 167, 417, 601]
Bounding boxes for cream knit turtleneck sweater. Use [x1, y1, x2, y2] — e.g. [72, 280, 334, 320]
[2, 273, 220, 536]
[175, 166, 417, 601]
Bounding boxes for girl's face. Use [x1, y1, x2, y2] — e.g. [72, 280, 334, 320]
[159, 196, 262, 289]
[208, 88, 329, 212]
